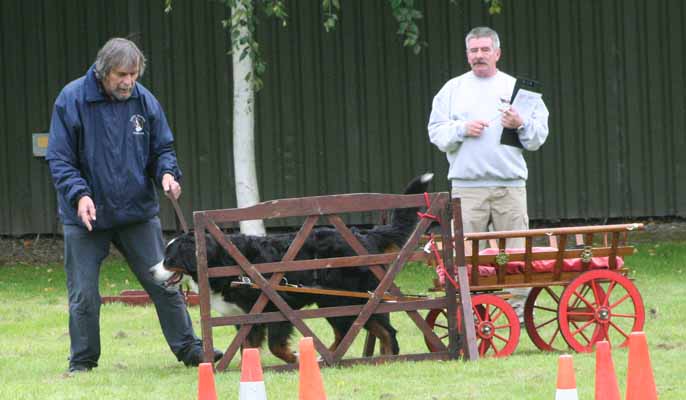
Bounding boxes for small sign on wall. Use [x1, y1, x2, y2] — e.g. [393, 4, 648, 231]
[33, 133, 49, 157]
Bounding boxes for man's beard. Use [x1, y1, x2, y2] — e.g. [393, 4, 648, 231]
[111, 87, 132, 101]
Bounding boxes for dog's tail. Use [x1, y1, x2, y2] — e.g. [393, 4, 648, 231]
[376, 172, 434, 249]
[392, 172, 434, 229]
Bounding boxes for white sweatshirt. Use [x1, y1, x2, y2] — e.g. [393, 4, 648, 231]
[428, 70, 549, 188]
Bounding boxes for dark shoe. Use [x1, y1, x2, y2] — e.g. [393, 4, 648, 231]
[69, 365, 92, 373]
[64, 365, 92, 377]
[183, 348, 223, 367]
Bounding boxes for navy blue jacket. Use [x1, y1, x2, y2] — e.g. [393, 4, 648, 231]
[46, 65, 182, 230]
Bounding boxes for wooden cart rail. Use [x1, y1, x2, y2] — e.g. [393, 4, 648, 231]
[463, 223, 642, 240]
[193, 191, 477, 371]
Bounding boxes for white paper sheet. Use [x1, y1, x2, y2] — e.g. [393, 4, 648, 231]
[511, 88, 542, 121]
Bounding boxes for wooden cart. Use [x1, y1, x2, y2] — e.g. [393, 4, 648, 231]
[423, 217, 645, 357]
[191, 190, 645, 369]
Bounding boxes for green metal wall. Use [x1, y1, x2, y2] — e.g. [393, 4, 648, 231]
[1, 0, 685, 235]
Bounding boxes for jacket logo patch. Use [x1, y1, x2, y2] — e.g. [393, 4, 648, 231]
[130, 114, 146, 135]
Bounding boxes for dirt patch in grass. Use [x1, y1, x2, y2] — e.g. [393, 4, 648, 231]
[638, 219, 686, 243]
[0, 233, 129, 266]
[2, 218, 685, 266]
[0, 235, 66, 265]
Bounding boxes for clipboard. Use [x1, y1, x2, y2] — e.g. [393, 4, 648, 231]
[500, 77, 543, 148]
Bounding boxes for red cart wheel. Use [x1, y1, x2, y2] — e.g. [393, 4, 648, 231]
[424, 304, 473, 352]
[425, 294, 521, 357]
[524, 286, 566, 351]
[524, 284, 603, 352]
[424, 308, 457, 352]
[558, 270, 645, 352]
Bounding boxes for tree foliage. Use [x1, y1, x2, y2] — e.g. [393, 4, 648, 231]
[164, 0, 503, 90]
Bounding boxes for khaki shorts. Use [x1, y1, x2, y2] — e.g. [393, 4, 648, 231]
[452, 186, 531, 318]
[451, 186, 529, 248]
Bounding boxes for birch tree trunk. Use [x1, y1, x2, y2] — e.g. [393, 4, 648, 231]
[232, 0, 266, 236]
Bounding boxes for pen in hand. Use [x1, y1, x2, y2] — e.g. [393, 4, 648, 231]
[488, 97, 512, 123]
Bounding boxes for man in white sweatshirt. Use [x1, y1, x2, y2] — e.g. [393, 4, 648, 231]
[427, 26, 549, 321]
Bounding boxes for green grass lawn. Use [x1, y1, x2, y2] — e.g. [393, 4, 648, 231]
[0, 241, 684, 399]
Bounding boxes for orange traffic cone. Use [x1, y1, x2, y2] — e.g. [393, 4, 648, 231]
[625, 331, 657, 400]
[555, 354, 578, 400]
[595, 341, 621, 400]
[197, 362, 218, 400]
[299, 337, 327, 400]
[239, 348, 267, 400]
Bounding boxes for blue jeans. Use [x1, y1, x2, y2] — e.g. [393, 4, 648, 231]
[63, 217, 201, 369]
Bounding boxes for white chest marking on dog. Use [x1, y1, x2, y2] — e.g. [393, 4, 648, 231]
[210, 293, 245, 317]
[150, 259, 173, 282]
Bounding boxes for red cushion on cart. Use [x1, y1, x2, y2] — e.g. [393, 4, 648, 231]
[472, 247, 624, 277]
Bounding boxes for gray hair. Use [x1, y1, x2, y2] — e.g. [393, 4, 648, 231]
[465, 26, 501, 50]
[94, 38, 146, 80]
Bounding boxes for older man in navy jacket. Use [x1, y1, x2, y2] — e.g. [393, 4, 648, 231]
[47, 38, 219, 373]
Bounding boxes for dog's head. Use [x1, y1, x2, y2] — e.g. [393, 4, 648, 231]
[150, 231, 259, 289]
[149, 233, 198, 287]
[151, 232, 236, 287]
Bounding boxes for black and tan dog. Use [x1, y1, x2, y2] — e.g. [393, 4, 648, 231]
[150, 173, 433, 363]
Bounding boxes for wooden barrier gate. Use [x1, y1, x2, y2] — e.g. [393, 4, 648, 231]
[192, 191, 478, 371]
